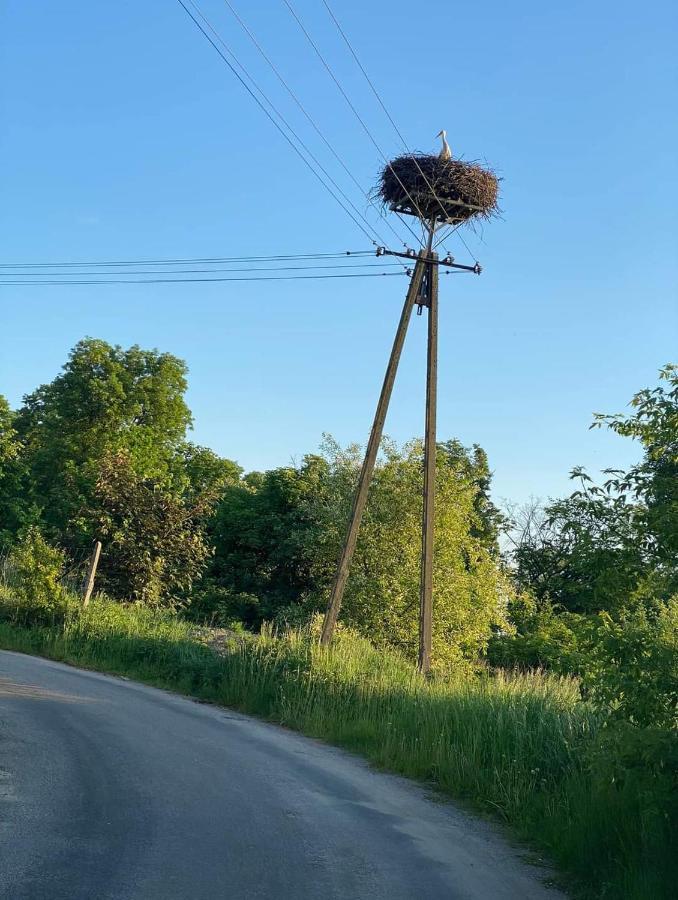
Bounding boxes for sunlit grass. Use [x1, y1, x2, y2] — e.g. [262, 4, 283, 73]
[0, 590, 673, 899]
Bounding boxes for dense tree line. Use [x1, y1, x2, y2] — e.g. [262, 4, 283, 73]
[489, 365, 677, 726]
[1, 339, 675, 690]
[0, 338, 507, 668]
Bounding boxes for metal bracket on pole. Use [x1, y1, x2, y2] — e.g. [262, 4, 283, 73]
[376, 246, 482, 275]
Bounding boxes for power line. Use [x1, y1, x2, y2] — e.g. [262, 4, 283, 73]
[220, 0, 411, 253]
[434, 221, 476, 258]
[2, 262, 402, 277]
[323, 1, 450, 223]
[321, 0, 478, 262]
[0, 271, 407, 286]
[0, 251, 374, 269]
[282, 0, 429, 240]
[176, 1, 374, 245]
[177, 0, 386, 249]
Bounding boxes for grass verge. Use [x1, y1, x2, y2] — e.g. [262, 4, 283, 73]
[0, 591, 675, 899]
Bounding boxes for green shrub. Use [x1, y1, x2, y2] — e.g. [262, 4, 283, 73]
[187, 582, 263, 627]
[0, 528, 74, 626]
[487, 594, 585, 672]
[580, 599, 678, 729]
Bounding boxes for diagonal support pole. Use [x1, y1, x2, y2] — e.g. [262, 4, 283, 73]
[320, 254, 427, 645]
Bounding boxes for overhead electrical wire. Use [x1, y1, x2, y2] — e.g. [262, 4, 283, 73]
[282, 0, 431, 243]
[0, 250, 374, 269]
[220, 0, 411, 253]
[0, 271, 408, 287]
[322, 0, 453, 231]
[320, 0, 478, 262]
[5, 5, 481, 291]
[177, 0, 393, 253]
[2, 262, 402, 277]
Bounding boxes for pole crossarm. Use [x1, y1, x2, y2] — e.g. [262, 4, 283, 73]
[376, 247, 481, 275]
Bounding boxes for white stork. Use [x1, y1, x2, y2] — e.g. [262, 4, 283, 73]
[436, 130, 452, 161]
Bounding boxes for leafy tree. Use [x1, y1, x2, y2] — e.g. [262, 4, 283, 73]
[0, 396, 18, 547]
[93, 450, 219, 606]
[0, 527, 72, 628]
[591, 363, 677, 568]
[193, 455, 329, 626]
[511, 365, 677, 614]
[0, 395, 18, 468]
[301, 438, 510, 669]
[579, 599, 678, 729]
[0, 395, 38, 549]
[511, 486, 648, 614]
[439, 440, 505, 554]
[177, 443, 242, 502]
[14, 338, 193, 545]
[487, 592, 586, 671]
[1, 339, 243, 603]
[203, 435, 510, 668]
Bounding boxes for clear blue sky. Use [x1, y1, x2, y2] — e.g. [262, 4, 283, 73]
[1, 0, 676, 506]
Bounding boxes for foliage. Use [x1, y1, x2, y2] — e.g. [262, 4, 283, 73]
[303, 437, 509, 670]
[0, 339, 240, 601]
[14, 338, 192, 541]
[510, 493, 649, 614]
[198, 436, 509, 669]
[0, 527, 69, 625]
[579, 599, 678, 729]
[93, 450, 218, 606]
[509, 365, 677, 615]
[491, 593, 678, 729]
[176, 443, 242, 502]
[0, 394, 18, 467]
[192, 455, 329, 626]
[487, 593, 586, 672]
[439, 440, 505, 554]
[6, 526, 65, 603]
[0, 395, 39, 550]
[591, 363, 677, 566]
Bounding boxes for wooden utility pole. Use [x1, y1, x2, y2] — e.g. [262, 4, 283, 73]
[81, 540, 102, 608]
[320, 253, 427, 645]
[320, 225, 476, 665]
[418, 245, 438, 674]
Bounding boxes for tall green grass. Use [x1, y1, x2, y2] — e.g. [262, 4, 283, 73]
[0, 591, 674, 899]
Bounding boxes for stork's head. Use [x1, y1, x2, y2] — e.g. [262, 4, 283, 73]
[436, 129, 446, 139]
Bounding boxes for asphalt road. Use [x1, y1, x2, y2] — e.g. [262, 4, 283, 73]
[0, 650, 565, 900]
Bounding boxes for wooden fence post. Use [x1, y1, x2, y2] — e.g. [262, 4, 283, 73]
[81, 540, 102, 607]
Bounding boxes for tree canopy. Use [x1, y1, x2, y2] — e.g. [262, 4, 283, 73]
[2, 339, 240, 603]
[511, 365, 677, 614]
[196, 436, 508, 669]
[3, 338, 674, 686]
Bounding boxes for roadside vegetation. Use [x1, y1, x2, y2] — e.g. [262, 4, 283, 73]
[0, 340, 676, 898]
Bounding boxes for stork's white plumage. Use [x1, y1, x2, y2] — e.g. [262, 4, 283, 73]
[436, 130, 452, 161]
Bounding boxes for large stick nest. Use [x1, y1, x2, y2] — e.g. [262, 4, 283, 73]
[378, 153, 499, 225]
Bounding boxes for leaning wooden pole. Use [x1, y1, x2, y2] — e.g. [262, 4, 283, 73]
[418, 246, 438, 674]
[320, 254, 427, 645]
[81, 540, 102, 608]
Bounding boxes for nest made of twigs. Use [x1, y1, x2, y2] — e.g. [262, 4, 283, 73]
[378, 153, 499, 225]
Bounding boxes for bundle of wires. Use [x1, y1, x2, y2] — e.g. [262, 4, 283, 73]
[0, 251, 408, 286]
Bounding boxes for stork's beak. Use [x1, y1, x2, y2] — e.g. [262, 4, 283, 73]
[435, 130, 443, 138]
